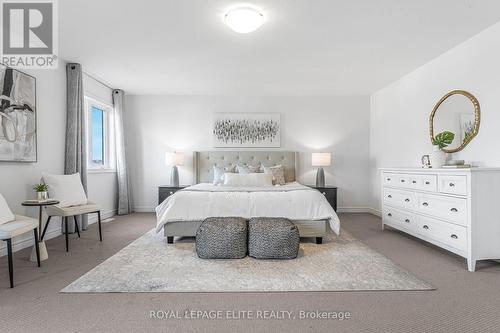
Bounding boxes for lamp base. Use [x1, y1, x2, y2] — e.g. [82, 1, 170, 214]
[170, 166, 179, 187]
[315, 167, 325, 187]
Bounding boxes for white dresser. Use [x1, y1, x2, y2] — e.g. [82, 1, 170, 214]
[380, 167, 500, 271]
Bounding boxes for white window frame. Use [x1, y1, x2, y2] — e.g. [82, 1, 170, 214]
[85, 96, 115, 172]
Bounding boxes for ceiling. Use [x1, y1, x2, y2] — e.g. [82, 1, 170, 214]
[60, 0, 500, 95]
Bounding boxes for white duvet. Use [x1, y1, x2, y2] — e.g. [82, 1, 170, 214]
[155, 182, 340, 235]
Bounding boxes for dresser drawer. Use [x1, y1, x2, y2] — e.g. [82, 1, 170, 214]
[408, 174, 437, 192]
[383, 189, 416, 210]
[438, 175, 467, 196]
[383, 172, 437, 192]
[382, 173, 398, 186]
[383, 206, 417, 232]
[416, 216, 467, 252]
[417, 193, 467, 226]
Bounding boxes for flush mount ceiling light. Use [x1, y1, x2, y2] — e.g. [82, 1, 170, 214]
[224, 7, 264, 33]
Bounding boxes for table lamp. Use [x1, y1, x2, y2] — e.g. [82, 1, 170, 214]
[165, 152, 184, 187]
[311, 152, 331, 187]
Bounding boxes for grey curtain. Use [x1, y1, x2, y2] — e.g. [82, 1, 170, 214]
[113, 89, 133, 215]
[64, 63, 88, 232]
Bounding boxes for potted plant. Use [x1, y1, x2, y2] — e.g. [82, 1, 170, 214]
[33, 183, 49, 201]
[430, 131, 455, 168]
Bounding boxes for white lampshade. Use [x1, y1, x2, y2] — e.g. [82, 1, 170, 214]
[224, 7, 264, 34]
[165, 152, 184, 166]
[311, 153, 331, 167]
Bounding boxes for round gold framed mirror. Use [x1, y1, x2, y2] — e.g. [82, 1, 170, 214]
[429, 90, 480, 153]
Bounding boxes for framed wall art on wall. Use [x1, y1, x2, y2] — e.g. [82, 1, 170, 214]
[212, 113, 280, 148]
[0, 64, 37, 162]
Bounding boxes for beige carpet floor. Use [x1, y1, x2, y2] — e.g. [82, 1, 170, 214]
[1, 213, 500, 332]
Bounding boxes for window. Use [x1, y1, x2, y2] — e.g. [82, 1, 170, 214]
[85, 97, 115, 170]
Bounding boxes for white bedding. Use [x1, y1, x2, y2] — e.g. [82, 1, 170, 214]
[155, 182, 340, 235]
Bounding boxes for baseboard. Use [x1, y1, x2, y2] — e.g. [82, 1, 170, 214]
[337, 207, 372, 213]
[0, 209, 116, 257]
[367, 207, 382, 217]
[134, 206, 156, 213]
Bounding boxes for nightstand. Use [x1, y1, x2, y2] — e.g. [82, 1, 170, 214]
[158, 186, 186, 204]
[313, 186, 337, 211]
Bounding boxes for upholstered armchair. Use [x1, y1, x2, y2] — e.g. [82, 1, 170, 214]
[40, 173, 102, 252]
[0, 193, 40, 288]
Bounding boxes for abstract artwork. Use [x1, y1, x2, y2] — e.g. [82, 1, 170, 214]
[0, 65, 36, 162]
[213, 113, 280, 147]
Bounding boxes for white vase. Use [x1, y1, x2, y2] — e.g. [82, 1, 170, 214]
[429, 146, 447, 168]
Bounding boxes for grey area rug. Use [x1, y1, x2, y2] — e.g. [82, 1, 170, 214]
[61, 229, 433, 293]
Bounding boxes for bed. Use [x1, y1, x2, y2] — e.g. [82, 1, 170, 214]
[155, 151, 340, 243]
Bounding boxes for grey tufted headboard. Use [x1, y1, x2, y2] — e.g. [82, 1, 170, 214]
[194, 151, 298, 184]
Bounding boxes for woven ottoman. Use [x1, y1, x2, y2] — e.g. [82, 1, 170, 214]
[248, 217, 300, 259]
[196, 217, 247, 259]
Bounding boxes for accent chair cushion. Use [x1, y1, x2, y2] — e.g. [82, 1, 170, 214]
[0, 193, 15, 225]
[0, 215, 37, 239]
[45, 201, 100, 217]
[42, 173, 88, 208]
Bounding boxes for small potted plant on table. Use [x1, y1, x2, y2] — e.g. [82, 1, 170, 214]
[33, 183, 49, 201]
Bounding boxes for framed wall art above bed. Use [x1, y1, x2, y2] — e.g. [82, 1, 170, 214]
[212, 112, 280, 148]
[0, 64, 37, 162]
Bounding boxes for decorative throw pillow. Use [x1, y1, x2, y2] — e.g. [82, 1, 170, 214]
[42, 173, 88, 207]
[236, 164, 260, 174]
[0, 193, 15, 225]
[223, 173, 273, 187]
[263, 165, 286, 185]
[213, 165, 236, 185]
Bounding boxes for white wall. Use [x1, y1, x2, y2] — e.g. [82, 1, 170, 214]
[0, 66, 117, 256]
[124, 95, 371, 212]
[369, 21, 500, 212]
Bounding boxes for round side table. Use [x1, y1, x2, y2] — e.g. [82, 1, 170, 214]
[22, 199, 59, 262]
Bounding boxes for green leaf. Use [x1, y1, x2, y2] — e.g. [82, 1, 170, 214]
[433, 131, 455, 149]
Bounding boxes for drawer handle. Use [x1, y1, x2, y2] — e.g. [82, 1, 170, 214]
[449, 183, 455, 187]
[387, 195, 392, 198]
[405, 219, 410, 223]
[450, 208, 458, 212]
[401, 179, 405, 183]
[451, 234, 458, 239]
[386, 178, 391, 181]
[387, 213, 392, 217]
[412, 180, 417, 184]
[425, 181, 430, 185]
[423, 225, 429, 230]
[404, 198, 410, 202]
[422, 202, 429, 207]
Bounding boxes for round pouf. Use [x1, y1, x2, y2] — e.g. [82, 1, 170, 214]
[248, 217, 300, 259]
[196, 217, 248, 259]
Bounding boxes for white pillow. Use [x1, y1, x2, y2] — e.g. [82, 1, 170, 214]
[42, 173, 88, 208]
[223, 173, 273, 187]
[0, 193, 15, 225]
[213, 165, 236, 185]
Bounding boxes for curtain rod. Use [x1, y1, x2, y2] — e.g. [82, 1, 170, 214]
[82, 70, 114, 91]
